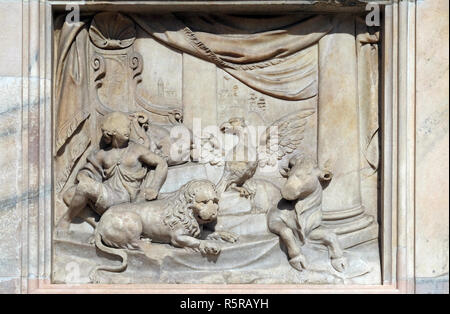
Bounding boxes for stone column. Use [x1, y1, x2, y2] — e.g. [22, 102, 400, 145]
[317, 16, 377, 247]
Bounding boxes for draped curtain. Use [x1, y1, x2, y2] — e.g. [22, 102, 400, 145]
[54, 13, 336, 158]
[54, 19, 90, 153]
[54, 18, 92, 192]
[132, 13, 334, 100]
[53, 12, 380, 239]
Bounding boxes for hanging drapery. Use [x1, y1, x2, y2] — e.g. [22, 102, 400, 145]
[54, 13, 336, 153]
[54, 19, 91, 154]
[131, 13, 335, 100]
[52, 12, 378, 244]
[54, 19, 92, 192]
[53, 13, 336, 191]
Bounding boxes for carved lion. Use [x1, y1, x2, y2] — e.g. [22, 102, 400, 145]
[90, 179, 238, 281]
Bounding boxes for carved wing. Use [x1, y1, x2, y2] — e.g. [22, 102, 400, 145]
[192, 131, 224, 166]
[258, 109, 315, 169]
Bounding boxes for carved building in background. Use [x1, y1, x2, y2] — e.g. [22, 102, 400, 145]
[52, 10, 382, 284]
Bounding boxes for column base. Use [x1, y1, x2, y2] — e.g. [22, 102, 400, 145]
[335, 221, 378, 249]
[321, 209, 379, 249]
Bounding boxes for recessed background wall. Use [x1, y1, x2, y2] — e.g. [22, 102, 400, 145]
[0, 0, 448, 293]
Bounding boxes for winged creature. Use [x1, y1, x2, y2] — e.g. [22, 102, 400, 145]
[215, 109, 315, 198]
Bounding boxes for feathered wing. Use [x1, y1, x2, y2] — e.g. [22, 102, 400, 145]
[258, 109, 315, 170]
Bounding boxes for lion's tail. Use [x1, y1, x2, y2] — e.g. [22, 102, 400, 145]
[89, 231, 128, 283]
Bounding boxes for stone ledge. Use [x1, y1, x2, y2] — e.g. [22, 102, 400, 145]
[50, 0, 391, 14]
[415, 274, 449, 294]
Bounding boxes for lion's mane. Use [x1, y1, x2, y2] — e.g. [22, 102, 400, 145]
[159, 179, 214, 238]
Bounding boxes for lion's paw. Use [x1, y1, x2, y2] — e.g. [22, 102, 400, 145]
[199, 241, 221, 255]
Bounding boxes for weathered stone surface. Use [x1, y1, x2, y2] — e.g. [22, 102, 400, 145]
[0, 277, 20, 294]
[416, 275, 450, 294]
[53, 230, 380, 284]
[415, 0, 449, 284]
[0, 0, 22, 77]
[49, 10, 382, 285]
[0, 0, 447, 293]
[0, 2, 24, 293]
[0, 77, 23, 280]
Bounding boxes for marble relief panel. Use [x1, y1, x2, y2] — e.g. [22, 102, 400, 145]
[52, 11, 381, 285]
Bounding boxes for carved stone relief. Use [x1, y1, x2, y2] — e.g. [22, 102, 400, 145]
[52, 11, 381, 284]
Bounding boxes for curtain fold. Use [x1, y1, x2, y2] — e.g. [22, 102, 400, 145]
[54, 14, 336, 149]
[54, 13, 336, 161]
[131, 13, 335, 100]
[54, 20, 90, 153]
[54, 20, 92, 192]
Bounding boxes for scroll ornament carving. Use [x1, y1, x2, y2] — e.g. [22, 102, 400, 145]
[87, 13, 183, 124]
[91, 54, 105, 89]
[128, 51, 143, 83]
[53, 11, 380, 284]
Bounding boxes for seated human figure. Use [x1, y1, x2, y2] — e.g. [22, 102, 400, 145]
[57, 111, 168, 230]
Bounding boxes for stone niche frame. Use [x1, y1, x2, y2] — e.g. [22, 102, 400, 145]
[20, 0, 416, 293]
